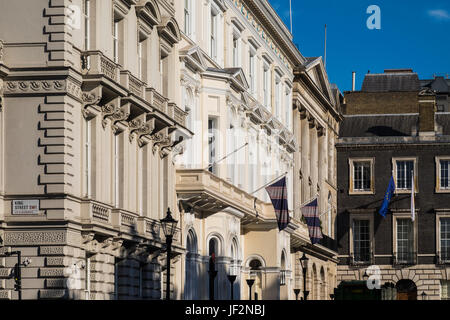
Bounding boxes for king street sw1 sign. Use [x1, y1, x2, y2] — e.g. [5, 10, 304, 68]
[12, 200, 40, 215]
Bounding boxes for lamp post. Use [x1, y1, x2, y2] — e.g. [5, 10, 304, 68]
[299, 252, 309, 301]
[294, 289, 301, 300]
[208, 253, 218, 300]
[227, 265, 237, 300]
[421, 291, 427, 301]
[246, 279, 255, 300]
[4, 250, 22, 300]
[160, 208, 178, 301]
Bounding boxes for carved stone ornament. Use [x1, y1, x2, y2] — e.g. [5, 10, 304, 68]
[81, 232, 95, 244]
[101, 99, 121, 129]
[111, 105, 131, 134]
[82, 88, 102, 119]
[171, 144, 185, 165]
[152, 131, 170, 155]
[0, 40, 3, 62]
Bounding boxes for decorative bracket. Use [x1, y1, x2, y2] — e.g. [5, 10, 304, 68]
[82, 87, 102, 119]
[111, 104, 131, 134]
[101, 98, 121, 129]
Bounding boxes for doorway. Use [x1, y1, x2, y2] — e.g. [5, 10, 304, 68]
[396, 279, 417, 300]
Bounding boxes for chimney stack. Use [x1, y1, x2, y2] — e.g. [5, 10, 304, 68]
[352, 71, 356, 91]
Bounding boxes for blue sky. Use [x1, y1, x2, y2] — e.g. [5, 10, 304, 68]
[268, 0, 450, 92]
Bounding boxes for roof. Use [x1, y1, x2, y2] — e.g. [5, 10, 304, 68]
[340, 114, 418, 137]
[437, 113, 450, 135]
[420, 77, 450, 94]
[361, 72, 421, 92]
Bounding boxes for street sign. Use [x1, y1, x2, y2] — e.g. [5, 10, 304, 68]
[12, 200, 40, 215]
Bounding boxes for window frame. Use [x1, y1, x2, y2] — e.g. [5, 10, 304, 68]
[348, 158, 375, 195]
[436, 211, 450, 264]
[436, 156, 450, 193]
[392, 211, 418, 265]
[349, 213, 374, 265]
[392, 157, 418, 194]
[210, 5, 219, 61]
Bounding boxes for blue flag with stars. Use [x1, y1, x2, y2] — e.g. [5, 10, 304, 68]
[379, 176, 396, 218]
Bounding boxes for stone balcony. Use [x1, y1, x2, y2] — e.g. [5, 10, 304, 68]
[80, 199, 180, 246]
[176, 169, 277, 225]
[81, 50, 120, 83]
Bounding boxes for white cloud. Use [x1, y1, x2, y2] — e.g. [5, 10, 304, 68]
[428, 9, 450, 20]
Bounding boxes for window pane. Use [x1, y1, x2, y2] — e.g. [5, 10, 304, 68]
[397, 219, 414, 262]
[441, 218, 450, 261]
[396, 161, 414, 189]
[353, 161, 371, 191]
[441, 160, 450, 189]
[353, 220, 370, 262]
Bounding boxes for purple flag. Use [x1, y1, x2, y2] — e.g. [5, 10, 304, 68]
[301, 199, 323, 244]
[265, 177, 290, 231]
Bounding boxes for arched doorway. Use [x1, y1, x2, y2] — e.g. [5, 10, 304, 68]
[185, 229, 198, 300]
[248, 258, 263, 300]
[396, 279, 417, 300]
[320, 267, 326, 300]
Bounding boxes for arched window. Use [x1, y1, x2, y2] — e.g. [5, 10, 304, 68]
[328, 193, 332, 236]
[185, 229, 198, 299]
[320, 267, 326, 300]
[280, 251, 287, 286]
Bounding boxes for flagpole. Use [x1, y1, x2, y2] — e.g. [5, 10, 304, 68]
[204, 143, 248, 171]
[250, 172, 288, 195]
[289, 0, 293, 33]
[293, 193, 319, 213]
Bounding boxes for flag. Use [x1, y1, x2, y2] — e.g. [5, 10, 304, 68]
[411, 171, 415, 221]
[265, 177, 290, 231]
[379, 175, 396, 218]
[301, 198, 323, 245]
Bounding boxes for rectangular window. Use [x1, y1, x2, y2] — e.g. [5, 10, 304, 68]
[275, 76, 281, 119]
[440, 160, 450, 190]
[138, 41, 143, 79]
[353, 220, 370, 263]
[113, 20, 119, 64]
[354, 161, 371, 191]
[184, 0, 191, 35]
[441, 218, 450, 262]
[397, 219, 414, 263]
[208, 118, 217, 174]
[441, 280, 450, 300]
[85, 255, 91, 300]
[232, 36, 239, 67]
[83, 0, 90, 51]
[396, 160, 414, 190]
[84, 120, 91, 198]
[114, 134, 120, 208]
[263, 65, 269, 107]
[210, 9, 218, 60]
[249, 51, 255, 94]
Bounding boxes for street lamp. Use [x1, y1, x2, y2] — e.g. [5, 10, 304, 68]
[160, 208, 178, 300]
[299, 252, 309, 301]
[246, 272, 255, 301]
[294, 288, 301, 300]
[227, 265, 237, 300]
[421, 291, 428, 301]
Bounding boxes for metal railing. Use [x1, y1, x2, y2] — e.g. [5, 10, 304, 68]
[350, 252, 373, 266]
[437, 251, 450, 265]
[280, 270, 287, 286]
[393, 251, 417, 266]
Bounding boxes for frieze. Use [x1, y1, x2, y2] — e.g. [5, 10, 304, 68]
[39, 267, 66, 278]
[4, 231, 66, 245]
[4, 80, 66, 94]
[40, 246, 65, 256]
